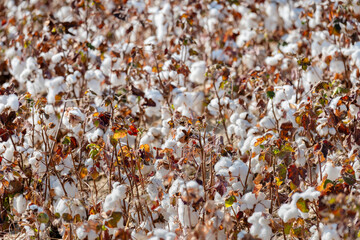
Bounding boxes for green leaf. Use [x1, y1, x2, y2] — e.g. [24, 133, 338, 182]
[86, 42, 95, 50]
[284, 222, 292, 235]
[62, 136, 71, 145]
[37, 213, 49, 224]
[225, 195, 236, 208]
[105, 212, 122, 228]
[277, 164, 287, 181]
[296, 198, 309, 213]
[266, 91, 275, 99]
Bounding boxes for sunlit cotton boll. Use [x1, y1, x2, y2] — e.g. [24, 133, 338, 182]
[189, 61, 206, 84]
[103, 183, 127, 212]
[13, 194, 27, 214]
[248, 212, 272, 240]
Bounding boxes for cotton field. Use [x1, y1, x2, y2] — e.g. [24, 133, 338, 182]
[0, 0, 360, 239]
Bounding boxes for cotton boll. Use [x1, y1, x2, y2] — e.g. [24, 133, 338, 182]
[88, 128, 104, 143]
[279, 187, 320, 223]
[259, 116, 276, 129]
[112, 184, 127, 200]
[149, 228, 176, 240]
[230, 113, 239, 124]
[55, 199, 87, 220]
[265, 53, 283, 66]
[51, 53, 63, 64]
[248, 212, 272, 240]
[13, 194, 27, 214]
[319, 162, 341, 182]
[189, 61, 206, 84]
[103, 184, 127, 212]
[329, 59, 345, 73]
[178, 199, 198, 228]
[76, 225, 87, 240]
[6, 94, 19, 111]
[214, 157, 232, 175]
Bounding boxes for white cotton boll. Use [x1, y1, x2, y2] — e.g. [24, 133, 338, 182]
[189, 61, 206, 84]
[112, 184, 127, 200]
[178, 199, 198, 228]
[103, 194, 118, 212]
[147, 183, 158, 200]
[279, 187, 320, 223]
[242, 53, 256, 69]
[240, 192, 256, 210]
[230, 113, 239, 124]
[76, 226, 87, 240]
[110, 72, 126, 86]
[328, 127, 336, 135]
[227, 124, 236, 136]
[10, 58, 25, 79]
[278, 203, 300, 223]
[169, 178, 184, 197]
[92, 35, 104, 48]
[229, 160, 249, 182]
[214, 157, 232, 174]
[5, 94, 19, 111]
[236, 30, 256, 47]
[265, 53, 283, 66]
[248, 212, 272, 240]
[349, 104, 359, 117]
[259, 116, 276, 129]
[90, 128, 104, 143]
[13, 194, 27, 214]
[162, 139, 177, 150]
[46, 77, 66, 103]
[51, 53, 63, 64]
[140, 134, 152, 145]
[321, 223, 341, 240]
[317, 125, 328, 137]
[329, 60, 345, 73]
[55, 6, 74, 22]
[3, 146, 14, 161]
[149, 127, 161, 138]
[55, 199, 86, 219]
[150, 229, 176, 240]
[320, 162, 341, 182]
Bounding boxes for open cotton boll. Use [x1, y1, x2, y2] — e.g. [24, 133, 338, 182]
[51, 53, 63, 64]
[318, 162, 341, 182]
[88, 128, 104, 143]
[144, 89, 163, 117]
[329, 59, 345, 73]
[178, 199, 199, 228]
[242, 53, 256, 69]
[278, 187, 320, 223]
[76, 225, 87, 240]
[103, 184, 127, 212]
[55, 198, 86, 219]
[259, 116, 276, 129]
[303, 66, 322, 92]
[248, 212, 272, 240]
[236, 29, 256, 48]
[179, 180, 204, 201]
[309, 223, 341, 240]
[189, 61, 206, 84]
[148, 228, 176, 240]
[265, 53, 283, 66]
[45, 77, 66, 103]
[13, 194, 27, 214]
[214, 157, 233, 176]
